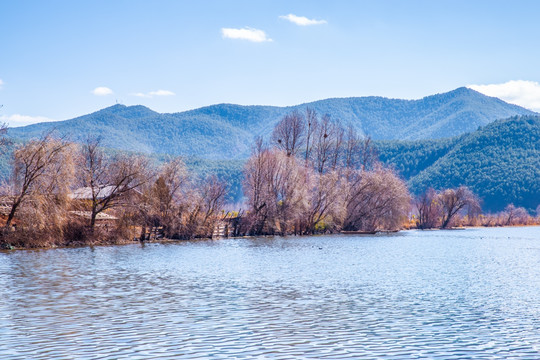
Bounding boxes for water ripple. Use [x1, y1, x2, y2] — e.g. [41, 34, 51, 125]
[0, 227, 539, 359]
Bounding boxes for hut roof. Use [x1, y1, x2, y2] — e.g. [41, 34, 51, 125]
[69, 186, 117, 200]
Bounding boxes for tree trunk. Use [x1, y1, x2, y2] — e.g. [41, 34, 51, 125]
[140, 224, 147, 241]
[5, 198, 22, 228]
[441, 216, 451, 229]
[90, 210, 97, 229]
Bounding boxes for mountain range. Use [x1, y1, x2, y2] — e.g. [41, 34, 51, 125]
[8, 87, 534, 160]
[5, 87, 539, 212]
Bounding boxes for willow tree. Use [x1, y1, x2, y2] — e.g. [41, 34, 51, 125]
[243, 138, 272, 234]
[342, 167, 410, 232]
[5, 134, 74, 229]
[300, 169, 341, 234]
[169, 175, 228, 239]
[438, 186, 480, 229]
[503, 204, 529, 226]
[243, 140, 306, 235]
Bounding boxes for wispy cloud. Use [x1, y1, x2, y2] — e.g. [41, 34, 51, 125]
[0, 79, 4, 89]
[149, 90, 175, 96]
[91, 86, 114, 96]
[131, 89, 175, 98]
[0, 114, 58, 127]
[221, 27, 272, 42]
[279, 14, 327, 26]
[467, 80, 540, 112]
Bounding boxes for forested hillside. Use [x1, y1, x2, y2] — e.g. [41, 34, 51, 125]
[8, 87, 533, 159]
[377, 116, 540, 212]
[376, 138, 460, 179]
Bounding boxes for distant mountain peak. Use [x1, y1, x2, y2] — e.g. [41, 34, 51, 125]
[98, 104, 156, 118]
[451, 86, 476, 94]
[421, 86, 480, 101]
[8, 87, 535, 159]
[102, 103, 127, 111]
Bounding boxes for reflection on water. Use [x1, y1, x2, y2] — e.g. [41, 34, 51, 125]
[1, 227, 539, 359]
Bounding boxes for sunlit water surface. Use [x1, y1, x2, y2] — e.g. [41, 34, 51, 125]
[1, 227, 539, 359]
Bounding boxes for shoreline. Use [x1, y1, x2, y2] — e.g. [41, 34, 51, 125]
[2, 224, 539, 252]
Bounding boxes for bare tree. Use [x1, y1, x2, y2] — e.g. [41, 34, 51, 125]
[153, 158, 188, 222]
[4, 134, 73, 228]
[243, 142, 307, 235]
[243, 138, 272, 234]
[344, 124, 362, 171]
[137, 157, 189, 239]
[329, 121, 344, 171]
[359, 136, 377, 171]
[198, 175, 228, 233]
[311, 114, 344, 174]
[304, 108, 318, 163]
[341, 167, 410, 231]
[438, 186, 480, 229]
[415, 188, 441, 229]
[272, 152, 306, 235]
[271, 110, 306, 157]
[503, 204, 529, 226]
[301, 169, 341, 234]
[172, 175, 227, 239]
[77, 138, 150, 228]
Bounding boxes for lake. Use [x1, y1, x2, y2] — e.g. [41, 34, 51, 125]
[0, 227, 539, 359]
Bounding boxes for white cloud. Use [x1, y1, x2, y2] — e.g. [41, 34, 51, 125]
[0, 79, 4, 89]
[130, 90, 175, 98]
[91, 86, 114, 96]
[467, 80, 540, 112]
[221, 27, 272, 42]
[279, 14, 327, 26]
[149, 90, 175, 96]
[0, 114, 58, 128]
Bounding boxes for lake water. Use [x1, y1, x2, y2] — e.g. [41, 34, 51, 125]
[0, 227, 539, 359]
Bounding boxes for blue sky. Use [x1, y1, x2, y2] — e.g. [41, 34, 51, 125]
[2, 0, 540, 126]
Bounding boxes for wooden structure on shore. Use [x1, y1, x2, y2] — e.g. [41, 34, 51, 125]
[212, 211, 243, 239]
[139, 226, 164, 241]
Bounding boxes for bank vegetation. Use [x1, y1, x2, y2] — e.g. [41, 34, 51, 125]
[0, 111, 538, 249]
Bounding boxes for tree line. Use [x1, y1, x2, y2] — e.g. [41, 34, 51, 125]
[414, 188, 539, 228]
[0, 133, 228, 249]
[1, 111, 538, 249]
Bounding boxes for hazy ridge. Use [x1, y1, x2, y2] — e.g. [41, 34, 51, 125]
[5, 88, 538, 212]
[8, 87, 534, 159]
